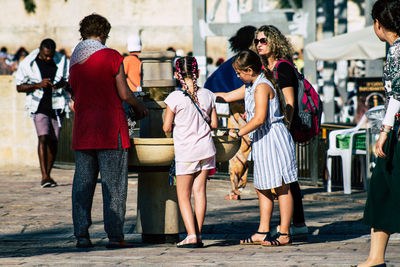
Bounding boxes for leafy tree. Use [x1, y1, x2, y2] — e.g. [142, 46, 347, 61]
[277, 0, 363, 14]
[277, 0, 302, 9]
[23, 0, 36, 13]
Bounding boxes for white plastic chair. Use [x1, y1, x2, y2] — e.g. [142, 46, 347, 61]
[326, 115, 368, 194]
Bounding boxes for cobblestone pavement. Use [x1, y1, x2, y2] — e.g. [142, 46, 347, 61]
[0, 163, 399, 266]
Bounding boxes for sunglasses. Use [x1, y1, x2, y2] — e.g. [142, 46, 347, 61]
[254, 38, 267, 45]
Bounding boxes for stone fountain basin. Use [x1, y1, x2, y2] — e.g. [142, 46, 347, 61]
[128, 134, 240, 167]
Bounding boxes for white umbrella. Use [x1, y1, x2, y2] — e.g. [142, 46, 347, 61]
[305, 26, 386, 61]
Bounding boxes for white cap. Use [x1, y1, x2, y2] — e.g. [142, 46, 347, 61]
[127, 34, 142, 52]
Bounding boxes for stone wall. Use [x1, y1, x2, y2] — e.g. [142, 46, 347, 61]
[0, 75, 38, 168]
[0, 0, 194, 55]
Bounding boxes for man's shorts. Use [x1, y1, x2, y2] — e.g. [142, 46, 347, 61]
[175, 156, 215, 176]
[32, 113, 62, 140]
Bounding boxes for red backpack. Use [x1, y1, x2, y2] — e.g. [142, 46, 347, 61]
[273, 59, 322, 143]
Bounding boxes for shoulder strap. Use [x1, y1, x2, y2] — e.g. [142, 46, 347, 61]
[177, 88, 210, 125]
[274, 60, 318, 113]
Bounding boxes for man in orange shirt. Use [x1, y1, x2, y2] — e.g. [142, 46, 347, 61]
[123, 34, 142, 91]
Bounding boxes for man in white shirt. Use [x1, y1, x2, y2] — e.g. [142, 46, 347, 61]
[15, 38, 70, 188]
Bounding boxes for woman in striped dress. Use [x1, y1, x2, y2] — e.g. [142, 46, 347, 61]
[216, 49, 298, 246]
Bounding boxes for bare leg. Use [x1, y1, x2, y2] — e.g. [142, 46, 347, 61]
[192, 169, 208, 236]
[257, 189, 274, 233]
[176, 173, 197, 243]
[241, 189, 274, 243]
[46, 139, 58, 179]
[37, 135, 49, 181]
[262, 183, 293, 246]
[275, 183, 293, 245]
[276, 183, 293, 234]
[357, 228, 390, 267]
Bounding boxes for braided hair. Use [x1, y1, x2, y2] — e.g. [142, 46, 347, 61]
[175, 56, 200, 105]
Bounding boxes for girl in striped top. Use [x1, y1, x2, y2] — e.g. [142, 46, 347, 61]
[216, 49, 298, 246]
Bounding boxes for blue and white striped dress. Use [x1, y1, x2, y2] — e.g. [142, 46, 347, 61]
[245, 73, 298, 190]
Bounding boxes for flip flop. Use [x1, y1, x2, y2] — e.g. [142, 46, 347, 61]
[177, 235, 203, 248]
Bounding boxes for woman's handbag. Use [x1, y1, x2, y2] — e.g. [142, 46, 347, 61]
[127, 105, 137, 138]
[122, 101, 137, 138]
[168, 159, 176, 186]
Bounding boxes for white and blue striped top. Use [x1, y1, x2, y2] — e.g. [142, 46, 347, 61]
[245, 73, 298, 190]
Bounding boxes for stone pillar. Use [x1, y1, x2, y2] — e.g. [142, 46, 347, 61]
[135, 171, 184, 243]
[132, 51, 185, 243]
[0, 76, 38, 168]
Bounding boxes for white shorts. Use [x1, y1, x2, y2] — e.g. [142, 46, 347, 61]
[175, 156, 215, 176]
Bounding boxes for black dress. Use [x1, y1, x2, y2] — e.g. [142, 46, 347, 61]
[363, 38, 400, 233]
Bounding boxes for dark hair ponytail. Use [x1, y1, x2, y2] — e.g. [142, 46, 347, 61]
[233, 50, 288, 125]
[233, 49, 262, 73]
[233, 49, 277, 88]
[372, 0, 400, 36]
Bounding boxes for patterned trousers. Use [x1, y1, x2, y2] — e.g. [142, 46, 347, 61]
[72, 136, 128, 242]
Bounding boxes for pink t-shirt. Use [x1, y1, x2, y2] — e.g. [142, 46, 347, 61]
[164, 88, 216, 161]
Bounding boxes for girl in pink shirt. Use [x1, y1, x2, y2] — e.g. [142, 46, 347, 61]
[163, 56, 218, 248]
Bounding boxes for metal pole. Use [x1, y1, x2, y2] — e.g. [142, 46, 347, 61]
[321, 0, 336, 123]
[303, 0, 319, 185]
[335, 0, 348, 104]
[303, 0, 317, 85]
[192, 0, 207, 86]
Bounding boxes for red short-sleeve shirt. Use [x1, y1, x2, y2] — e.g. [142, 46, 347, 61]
[69, 48, 130, 149]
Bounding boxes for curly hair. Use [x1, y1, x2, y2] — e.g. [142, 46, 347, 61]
[372, 0, 400, 36]
[256, 25, 294, 62]
[79, 13, 111, 40]
[229, 25, 257, 53]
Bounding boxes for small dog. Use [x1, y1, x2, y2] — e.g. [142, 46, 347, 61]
[225, 111, 251, 200]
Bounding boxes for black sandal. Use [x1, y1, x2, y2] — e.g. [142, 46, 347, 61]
[262, 232, 292, 246]
[177, 235, 203, 248]
[240, 231, 271, 245]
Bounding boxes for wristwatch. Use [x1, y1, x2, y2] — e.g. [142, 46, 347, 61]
[380, 124, 391, 134]
[235, 129, 240, 137]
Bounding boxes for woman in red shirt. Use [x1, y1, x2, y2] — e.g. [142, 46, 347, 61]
[69, 14, 147, 249]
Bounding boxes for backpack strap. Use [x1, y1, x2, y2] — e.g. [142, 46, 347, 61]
[272, 59, 292, 80]
[273, 59, 317, 114]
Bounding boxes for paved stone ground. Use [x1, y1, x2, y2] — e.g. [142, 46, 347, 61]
[0, 163, 399, 266]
